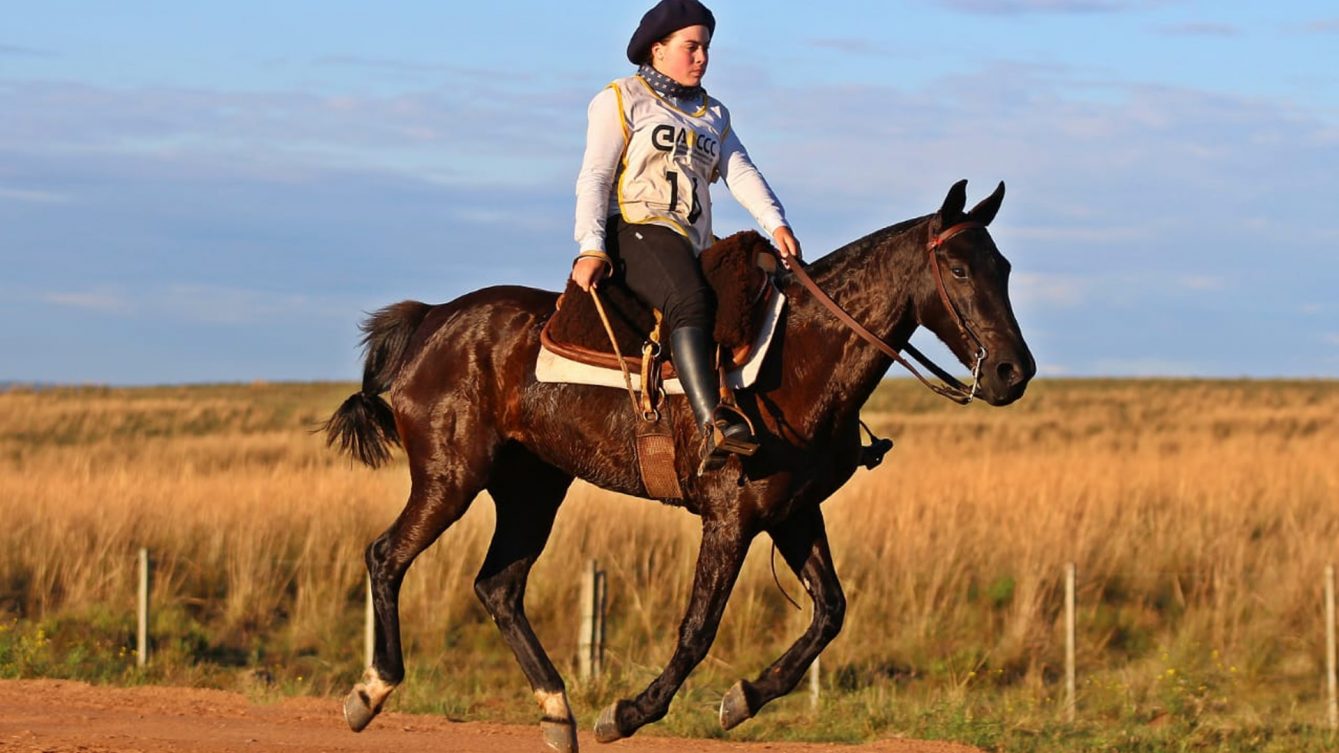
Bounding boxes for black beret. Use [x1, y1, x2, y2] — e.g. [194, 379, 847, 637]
[626, 0, 717, 65]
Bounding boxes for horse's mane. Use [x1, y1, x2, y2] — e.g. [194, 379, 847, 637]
[801, 213, 933, 283]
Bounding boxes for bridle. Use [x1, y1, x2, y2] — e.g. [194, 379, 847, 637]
[786, 219, 991, 405]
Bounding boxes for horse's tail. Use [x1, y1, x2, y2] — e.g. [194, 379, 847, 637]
[323, 300, 433, 468]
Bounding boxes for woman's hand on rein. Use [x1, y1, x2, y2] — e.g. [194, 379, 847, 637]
[772, 226, 803, 267]
[572, 256, 609, 292]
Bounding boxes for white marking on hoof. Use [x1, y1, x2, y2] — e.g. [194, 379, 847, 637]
[343, 667, 398, 733]
[535, 690, 577, 753]
[534, 689, 574, 720]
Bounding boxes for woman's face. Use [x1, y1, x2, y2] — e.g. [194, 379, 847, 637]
[650, 25, 710, 87]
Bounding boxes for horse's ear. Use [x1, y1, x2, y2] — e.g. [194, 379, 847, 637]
[939, 179, 968, 223]
[967, 181, 1006, 226]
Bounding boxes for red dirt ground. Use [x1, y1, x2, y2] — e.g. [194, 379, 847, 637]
[0, 679, 984, 753]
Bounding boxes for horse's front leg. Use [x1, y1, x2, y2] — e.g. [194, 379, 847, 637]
[720, 505, 845, 730]
[594, 515, 753, 743]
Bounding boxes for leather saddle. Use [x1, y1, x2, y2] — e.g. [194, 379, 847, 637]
[541, 230, 779, 380]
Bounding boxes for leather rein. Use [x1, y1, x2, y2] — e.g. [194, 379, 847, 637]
[786, 220, 989, 406]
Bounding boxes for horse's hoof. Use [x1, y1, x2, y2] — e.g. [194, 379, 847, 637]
[343, 688, 378, 732]
[593, 702, 626, 743]
[541, 718, 579, 753]
[719, 680, 758, 730]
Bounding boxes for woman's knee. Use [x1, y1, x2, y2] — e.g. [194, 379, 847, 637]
[663, 287, 713, 333]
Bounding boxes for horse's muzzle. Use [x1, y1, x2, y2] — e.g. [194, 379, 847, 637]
[980, 348, 1036, 406]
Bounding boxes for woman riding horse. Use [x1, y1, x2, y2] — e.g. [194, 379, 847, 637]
[570, 0, 803, 474]
[328, 0, 1036, 746]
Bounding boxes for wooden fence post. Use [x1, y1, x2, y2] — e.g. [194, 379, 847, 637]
[1064, 562, 1076, 723]
[137, 547, 150, 668]
[597, 567, 607, 676]
[579, 560, 606, 681]
[809, 655, 820, 711]
[1325, 563, 1336, 731]
[365, 573, 375, 669]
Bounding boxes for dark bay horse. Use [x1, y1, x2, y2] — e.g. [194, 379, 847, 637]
[326, 180, 1034, 752]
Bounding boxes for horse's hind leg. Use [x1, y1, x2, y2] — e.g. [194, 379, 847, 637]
[719, 505, 845, 729]
[473, 444, 576, 753]
[344, 444, 495, 732]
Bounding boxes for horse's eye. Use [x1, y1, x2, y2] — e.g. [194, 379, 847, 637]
[951, 266, 968, 279]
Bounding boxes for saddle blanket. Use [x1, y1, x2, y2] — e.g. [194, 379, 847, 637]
[535, 287, 786, 394]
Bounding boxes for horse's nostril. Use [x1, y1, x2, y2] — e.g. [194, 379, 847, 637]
[996, 361, 1019, 386]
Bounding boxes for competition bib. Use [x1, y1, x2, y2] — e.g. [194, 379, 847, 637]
[609, 75, 730, 253]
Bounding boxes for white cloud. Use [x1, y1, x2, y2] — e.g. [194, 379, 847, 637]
[1036, 361, 1071, 376]
[710, 64, 1339, 305]
[1090, 357, 1205, 376]
[0, 44, 52, 57]
[1006, 225, 1150, 243]
[1178, 275, 1227, 291]
[5, 56, 1338, 379]
[314, 54, 459, 74]
[0, 187, 71, 204]
[1012, 273, 1092, 307]
[807, 38, 901, 57]
[0, 79, 585, 185]
[40, 291, 131, 313]
[1302, 18, 1339, 34]
[36, 285, 346, 324]
[1155, 22, 1240, 37]
[155, 285, 323, 325]
[933, 0, 1172, 15]
[312, 55, 521, 82]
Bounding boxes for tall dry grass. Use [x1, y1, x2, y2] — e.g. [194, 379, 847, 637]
[1, 379, 1336, 725]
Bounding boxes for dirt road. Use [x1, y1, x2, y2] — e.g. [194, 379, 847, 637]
[0, 679, 982, 753]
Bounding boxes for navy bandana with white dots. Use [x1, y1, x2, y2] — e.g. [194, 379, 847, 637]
[637, 63, 703, 103]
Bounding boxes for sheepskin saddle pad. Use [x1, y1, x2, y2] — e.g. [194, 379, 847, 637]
[537, 230, 784, 389]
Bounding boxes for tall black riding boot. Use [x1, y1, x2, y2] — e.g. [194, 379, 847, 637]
[669, 326, 757, 474]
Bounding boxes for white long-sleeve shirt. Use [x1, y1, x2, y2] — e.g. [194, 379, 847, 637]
[574, 78, 788, 256]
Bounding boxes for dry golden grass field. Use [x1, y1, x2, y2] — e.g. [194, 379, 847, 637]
[1, 378, 1336, 751]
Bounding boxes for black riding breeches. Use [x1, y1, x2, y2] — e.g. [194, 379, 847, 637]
[608, 218, 713, 334]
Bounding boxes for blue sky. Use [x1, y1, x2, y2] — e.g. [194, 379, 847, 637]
[3, 0, 1336, 383]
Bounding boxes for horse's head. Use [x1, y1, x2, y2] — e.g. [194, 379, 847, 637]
[915, 180, 1035, 406]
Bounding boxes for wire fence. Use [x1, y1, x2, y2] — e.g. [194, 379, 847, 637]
[125, 547, 1339, 728]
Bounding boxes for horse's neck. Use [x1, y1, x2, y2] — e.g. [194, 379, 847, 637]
[795, 219, 929, 419]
